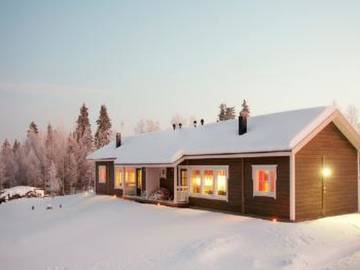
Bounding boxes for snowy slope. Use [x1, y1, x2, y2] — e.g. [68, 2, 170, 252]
[1, 194, 360, 270]
[88, 106, 332, 164]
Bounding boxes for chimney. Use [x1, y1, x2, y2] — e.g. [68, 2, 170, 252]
[200, 119, 204, 126]
[172, 123, 176, 130]
[193, 120, 197, 128]
[239, 100, 250, 135]
[116, 132, 122, 147]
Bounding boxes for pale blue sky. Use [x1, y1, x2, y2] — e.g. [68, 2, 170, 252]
[0, 0, 360, 142]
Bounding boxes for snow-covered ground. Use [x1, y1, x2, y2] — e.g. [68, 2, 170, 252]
[1, 193, 360, 270]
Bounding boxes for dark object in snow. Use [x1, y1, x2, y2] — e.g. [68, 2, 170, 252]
[59, 204, 62, 208]
[32, 206, 35, 210]
[46, 205, 53, 210]
[148, 188, 171, 201]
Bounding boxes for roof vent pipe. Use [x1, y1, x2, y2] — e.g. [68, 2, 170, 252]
[239, 100, 250, 135]
[193, 120, 197, 128]
[116, 132, 122, 147]
[179, 123, 182, 129]
[172, 123, 176, 130]
[200, 119, 204, 126]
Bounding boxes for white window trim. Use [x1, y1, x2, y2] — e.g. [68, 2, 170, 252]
[114, 166, 123, 190]
[252, 165, 278, 199]
[98, 165, 107, 184]
[179, 165, 229, 201]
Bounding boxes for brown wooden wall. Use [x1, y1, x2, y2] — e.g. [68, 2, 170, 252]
[180, 156, 290, 219]
[95, 161, 123, 197]
[295, 122, 358, 221]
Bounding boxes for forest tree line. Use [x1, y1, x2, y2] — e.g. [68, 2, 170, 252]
[0, 102, 359, 194]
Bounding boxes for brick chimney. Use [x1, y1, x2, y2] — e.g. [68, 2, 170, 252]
[239, 100, 250, 135]
[116, 132, 122, 147]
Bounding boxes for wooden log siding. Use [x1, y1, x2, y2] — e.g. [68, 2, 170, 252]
[295, 122, 358, 221]
[180, 157, 290, 219]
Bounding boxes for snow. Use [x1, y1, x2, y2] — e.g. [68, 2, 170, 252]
[0, 186, 44, 201]
[88, 106, 333, 164]
[1, 193, 360, 270]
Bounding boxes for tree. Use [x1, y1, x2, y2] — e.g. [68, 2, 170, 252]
[75, 104, 94, 191]
[218, 103, 236, 121]
[225, 106, 236, 120]
[134, 119, 161, 134]
[346, 105, 360, 131]
[48, 161, 61, 194]
[218, 103, 227, 121]
[1, 139, 16, 188]
[27, 121, 39, 136]
[95, 105, 112, 149]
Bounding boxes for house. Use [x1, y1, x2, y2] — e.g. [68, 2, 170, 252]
[88, 105, 360, 221]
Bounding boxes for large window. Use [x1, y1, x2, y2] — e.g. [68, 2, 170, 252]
[125, 168, 136, 187]
[191, 170, 201, 193]
[114, 166, 123, 189]
[252, 165, 277, 199]
[187, 166, 228, 200]
[98, 165, 107, 183]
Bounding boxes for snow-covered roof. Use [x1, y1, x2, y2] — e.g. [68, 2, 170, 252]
[87, 106, 360, 165]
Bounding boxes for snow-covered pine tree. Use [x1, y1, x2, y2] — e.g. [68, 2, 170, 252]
[95, 105, 112, 149]
[48, 161, 61, 195]
[225, 106, 236, 120]
[75, 104, 94, 191]
[1, 139, 16, 188]
[218, 103, 227, 121]
[28, 121, 39, 136]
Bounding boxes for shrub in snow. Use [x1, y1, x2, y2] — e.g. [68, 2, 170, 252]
[0, 186, 44, 203]
[148, 188, 172, 201]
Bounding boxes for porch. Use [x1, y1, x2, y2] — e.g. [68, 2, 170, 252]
[117, 166, 190, 206]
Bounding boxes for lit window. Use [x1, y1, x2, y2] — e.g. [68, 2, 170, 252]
[203, 170, 214, 195]
[191, 170, 201, 193]
[125, 168, 136, 187]
[217, 170, 227, 196]
[114, 167, 122, 189]
[252, 165, 277, 198]
[98, 165, 107, 183]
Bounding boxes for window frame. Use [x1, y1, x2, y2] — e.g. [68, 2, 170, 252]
[252, 165, 278, 199]
[98, 165, 107, 184]
[179, 165, 229, 201]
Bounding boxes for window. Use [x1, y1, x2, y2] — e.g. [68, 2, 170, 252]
[216, 170, 227, 196]
[203, 170, 214, 195]
[252, 165, 277, 198]
[114, 167, 123, 189]
[179, 169, 188, 186]
[125, 168, 136, 187]
[98, 165, 107, 183]
[186, 166, 228, 200]
[191, 170, 201, 193]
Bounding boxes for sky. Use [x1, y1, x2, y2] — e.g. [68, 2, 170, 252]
[0, 0, 360, 142]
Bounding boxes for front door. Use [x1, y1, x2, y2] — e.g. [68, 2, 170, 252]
[177, 168, 189, 202]
[136, 168, 143, 196]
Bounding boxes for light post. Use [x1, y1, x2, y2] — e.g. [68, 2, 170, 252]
[321, 155, 332, 216]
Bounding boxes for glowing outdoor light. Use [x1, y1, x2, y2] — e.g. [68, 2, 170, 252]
[321, 167, 332, 178]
